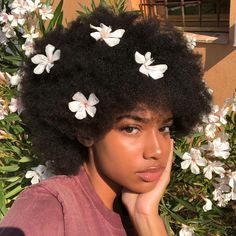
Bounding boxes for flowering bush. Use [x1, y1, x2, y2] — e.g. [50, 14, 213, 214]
[0, 0, 63, 218]
[0, 1, 235, 235]
[162, 90, 236, 235]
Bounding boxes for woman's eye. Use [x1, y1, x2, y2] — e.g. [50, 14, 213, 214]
[159, 126, 170, 133]
[122, 126, 139, 134]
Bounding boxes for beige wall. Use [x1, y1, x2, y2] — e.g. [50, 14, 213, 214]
[53, 0, 236, 105]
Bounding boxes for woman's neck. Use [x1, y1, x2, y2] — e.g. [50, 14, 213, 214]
[83, 162, 121, 210]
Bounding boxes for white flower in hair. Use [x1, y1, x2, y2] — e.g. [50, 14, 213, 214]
[90, 23, 125, 47]
[68, 92, 99, 120]
[135, 51, 168, 80]
[31, 44, 61, 74]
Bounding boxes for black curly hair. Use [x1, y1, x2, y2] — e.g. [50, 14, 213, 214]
[21, 7, 212, 175]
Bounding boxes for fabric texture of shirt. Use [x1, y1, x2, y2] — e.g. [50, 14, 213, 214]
[0, 168, 135, 236]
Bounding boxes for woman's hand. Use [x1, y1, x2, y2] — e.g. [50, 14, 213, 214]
[121, 139, 174, 236]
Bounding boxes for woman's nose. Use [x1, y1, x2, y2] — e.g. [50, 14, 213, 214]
[143, 130, 162, 160]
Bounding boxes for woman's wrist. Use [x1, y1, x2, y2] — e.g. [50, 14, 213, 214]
[131, 213, 168, 236]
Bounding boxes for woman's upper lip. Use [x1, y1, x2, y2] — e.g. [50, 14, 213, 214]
[137, 166, 164, 173]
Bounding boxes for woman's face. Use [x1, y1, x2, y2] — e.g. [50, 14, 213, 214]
[85, 107, 173, 195]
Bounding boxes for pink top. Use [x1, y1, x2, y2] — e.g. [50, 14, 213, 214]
[0, 169, 135, 236]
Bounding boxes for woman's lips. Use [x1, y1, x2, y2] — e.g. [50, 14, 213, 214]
[136, 168, 163, 182]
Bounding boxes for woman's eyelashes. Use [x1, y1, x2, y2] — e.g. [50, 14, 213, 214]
[120, 126, 140, 134]
[159, 125, 171, 133]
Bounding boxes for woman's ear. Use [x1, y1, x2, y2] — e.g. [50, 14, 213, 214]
[76, 134, 94, 147]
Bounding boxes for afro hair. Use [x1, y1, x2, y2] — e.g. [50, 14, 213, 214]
[21, 7, 212, 175]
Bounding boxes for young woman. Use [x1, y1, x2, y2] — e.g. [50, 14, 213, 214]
[0, 7, 211, 236]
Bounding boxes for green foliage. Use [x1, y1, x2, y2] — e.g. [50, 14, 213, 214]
[77, 0, 131, 16]
[0, 0, 64, 219]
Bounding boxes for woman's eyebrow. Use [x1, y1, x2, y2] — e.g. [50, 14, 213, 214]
[116, 114, 149, 123]
[163, 117, 174, 123]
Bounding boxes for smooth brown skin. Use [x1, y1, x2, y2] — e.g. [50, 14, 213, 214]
[81, 107, 174, 235]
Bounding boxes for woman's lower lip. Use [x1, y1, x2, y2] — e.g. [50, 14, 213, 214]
[136, 170, 162, 182]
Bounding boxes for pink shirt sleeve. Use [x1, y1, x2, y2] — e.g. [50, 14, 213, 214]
[0, 185, 64, 236]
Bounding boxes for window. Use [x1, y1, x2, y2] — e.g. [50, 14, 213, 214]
[139, 0, 230, 32]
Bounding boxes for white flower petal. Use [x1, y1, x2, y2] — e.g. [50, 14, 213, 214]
[88, 93, 99, 106]
[33, 64, 46, 74]
[86, 106, 96, 117]
[100, 23, 111, 32]
[203, 198, 212, 212]
[181, 160, 190, 170]
[148, 69, 164, 80]
[90, 32, 102, 41]
[191, 162, 200, 174]
[148, 65, 168, 80]
[68, 101, 81, 112]
[31, 175, 40, 184]
[103, 37, 120, 47]
[139, 65, 149, 76]
[145, 52, 151, 60]
[45, 44, 55, 58]
[109, 29, 125, 38]
[25, 170, 35, 178]
[135, 51, 145, 64]
[75, 107, 87, 120]
[45, 63, 54, 73]
[31, 54, 47, 64]
[90, 24, 102, 32]
[52, 49, 61, 61]
[196, 158, 207, 166]
[72, 92, 87, 103]
[204, 166, 213, 180]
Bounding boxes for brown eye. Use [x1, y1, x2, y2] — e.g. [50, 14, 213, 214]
[159, 126, 170, 133]
[122, 126, 139, 134]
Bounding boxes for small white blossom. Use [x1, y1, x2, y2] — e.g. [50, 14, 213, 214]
[90, 23, 125, 47]
[10, 0, 29, 15]
[179, 225, 195, 236]
[22, 40, 34, 56]
[181, 148, 207, 174]
[2, 23, 16, 38]
[8, 98, 23, 114]
[6, 72, 22, 89]
[211, 137, 230, 159]
[202, 198, 212, 212]
[0, 12, 12, 24]
[9, 12, 25, 27]
[135, 51, 168, 80]
[25, 163, 54, 185]
[203, 161, 225, 180]
[202, 105, 221, 138]
[31, 44, 61, 74]
[23, 27, 39, 43]
[39, 4, 54, 20]
[68, 92, 99, 120]
[26, 0, 42, 12]
[218, 106, 229, 125]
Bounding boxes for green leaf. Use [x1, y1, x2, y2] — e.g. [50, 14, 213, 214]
[0, 182, 7, 218]
[172, 197, 197, 213]
[0, 176, 21, 182]
[0, 165, 19, 172]
[47, 0, 64, 32]
[5, 185, 23, 199]
[19, 156, 32, 163]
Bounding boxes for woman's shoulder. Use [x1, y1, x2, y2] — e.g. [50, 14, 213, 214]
[22, 173, 80, 200]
